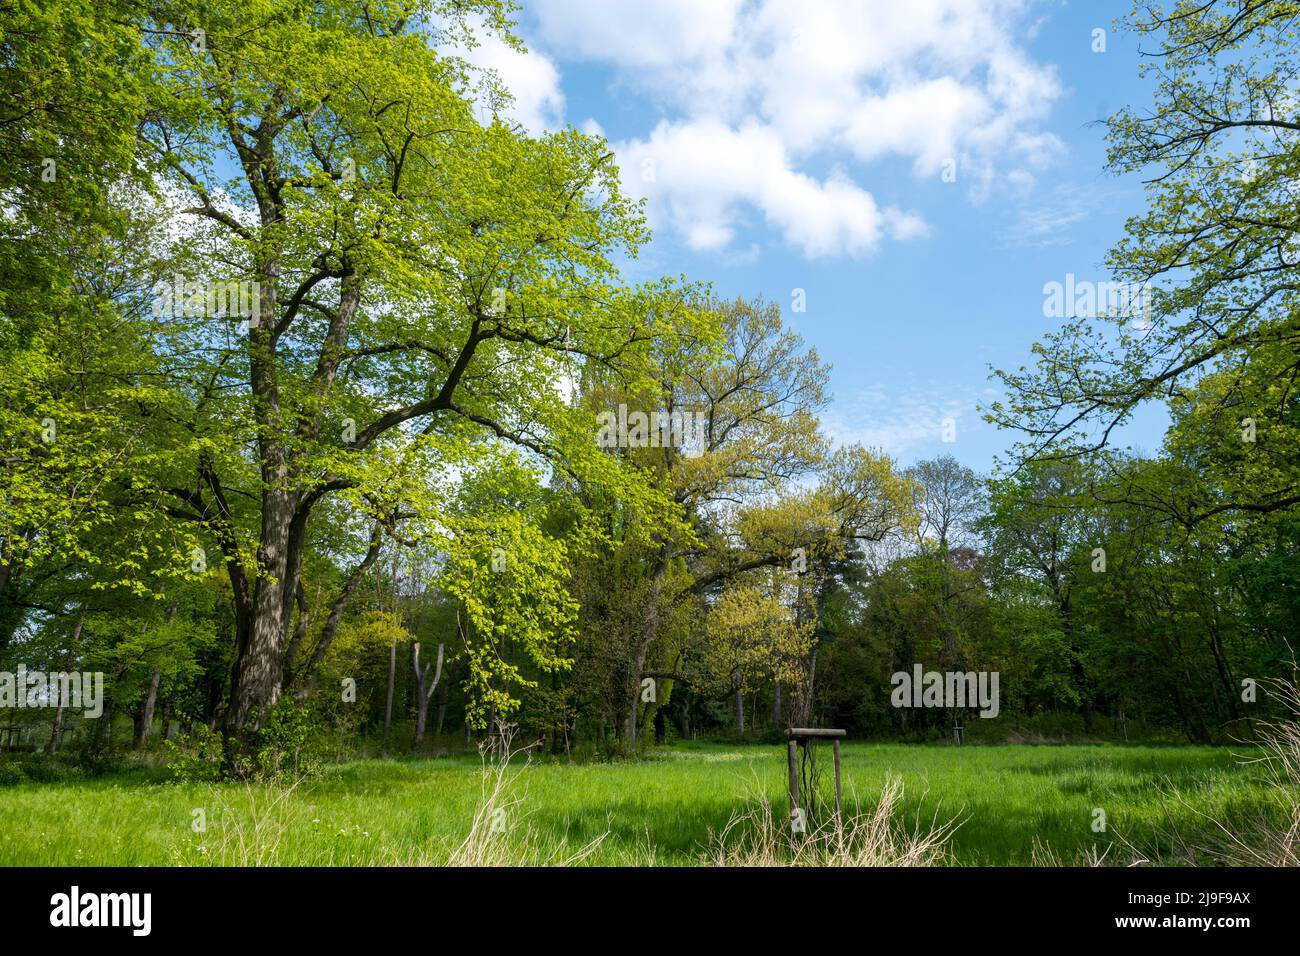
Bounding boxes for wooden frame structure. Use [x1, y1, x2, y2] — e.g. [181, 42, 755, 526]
[786, 727, 846, 823]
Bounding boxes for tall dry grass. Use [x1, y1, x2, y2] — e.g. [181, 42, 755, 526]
[440, 722, 608, 866]
[173, 776, 305, 866]
[1124, 678, 1300, 867]
[1193, 679, 1300, 865]
[704, 776, 960, 866]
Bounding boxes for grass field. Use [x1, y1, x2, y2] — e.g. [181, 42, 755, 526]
[0, 742, 1280, 866]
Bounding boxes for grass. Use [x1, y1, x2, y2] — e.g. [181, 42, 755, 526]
[0, 742, 1282, 866]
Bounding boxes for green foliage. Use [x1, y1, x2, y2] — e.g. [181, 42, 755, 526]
[165, 724, 225, 783]
[4, 0, 1298, 766]
[0, 761, 29, 787]
[242, 703, 333, 781]
[0, 754, 87, 785]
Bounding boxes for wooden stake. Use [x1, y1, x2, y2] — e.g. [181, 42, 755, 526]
[787, 739, 800, 816]
[832, 737, 842, 820]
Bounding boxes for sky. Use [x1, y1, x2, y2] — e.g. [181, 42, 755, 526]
[461, 0, 1170, 474]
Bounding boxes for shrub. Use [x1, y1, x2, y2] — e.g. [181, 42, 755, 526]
[0, 760, 29, 787]
[248, 701, 330, 779]
[164, 723, 225, 782]
[3, 754, 87, 784]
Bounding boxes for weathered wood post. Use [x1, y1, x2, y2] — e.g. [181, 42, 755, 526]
[786, 728, 846, 827]
[832, 737, 842, 820]
[953, 721, 963, 746]
[787, 738, 800, 821]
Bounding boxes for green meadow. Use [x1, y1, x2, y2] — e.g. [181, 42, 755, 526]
[0, 743, 1277, 866]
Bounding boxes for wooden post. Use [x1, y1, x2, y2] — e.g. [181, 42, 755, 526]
[786, 728, 845, 829]
[787, 739, 800, 818]
[832, 737, 842, 820]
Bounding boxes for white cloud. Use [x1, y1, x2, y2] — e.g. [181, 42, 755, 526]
[462, 31, 566, 134]
[996, 182, 1106, 248]
[842, 77, 990, 175]
[822, 382, 979, 462]
[529, 0, 1063, 256]
[617, 119, 926, 258]
[530, 0, 745, 69]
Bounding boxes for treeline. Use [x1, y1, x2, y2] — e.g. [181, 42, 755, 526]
[6, 444, 1292, 755]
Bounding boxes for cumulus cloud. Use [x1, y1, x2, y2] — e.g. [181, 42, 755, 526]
[528, 0, 1063, 257]
[530, 0, 745, 69]
[617, 119, 927, 257]
[461, 30, 566, 134]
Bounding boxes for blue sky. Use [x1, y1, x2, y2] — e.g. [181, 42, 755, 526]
[463, 0, 1170, 473]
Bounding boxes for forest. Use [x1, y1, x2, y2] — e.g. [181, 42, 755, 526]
[1, 0, 1299, 870]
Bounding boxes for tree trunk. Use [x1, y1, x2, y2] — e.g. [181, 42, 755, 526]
[95, 694, 115, 752]
[623, 552, 671, 748]
[158, 700, 173, 741]
[222, 269, 374, 733]
[0, 560, 24, 655]
[414, 692, 428, 743]
[734, 682, 745, 735]
[48, 701, 65, 755]
[411, 641, 444, 747]
[134, 666, 162, 749]
[1206, 623, 1240, 723]
[227, 484, 295, 733]
[797, 644, 820, 726]
[295, 521, 383, 697]
[47, 620, 82, 754]
[225, 253, 291, 735]
[434, 672, 449, 737]
[383, 639, 396, 742]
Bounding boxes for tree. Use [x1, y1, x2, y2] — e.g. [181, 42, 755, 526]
[118, 0, 700, 738]
[988, 0, 1300, 525]
[906, 455, 983, 554]
[411, 639, 444, 747]
[982, 459, 1101, 730]
[573, 295, 830, 746]
[1, 1, 169, 651]
[697, 583, 808, 735]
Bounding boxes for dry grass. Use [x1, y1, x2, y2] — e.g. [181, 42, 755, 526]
[703, 775, 960, 866]
[1192, 680, 1300, 866]
[1126, 679, 1300, 866]
[442, 723, 608, 866]
[1029, 836, 1124, 867]
[173, 777, 305, 866]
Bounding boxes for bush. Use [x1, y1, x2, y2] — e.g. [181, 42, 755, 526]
[217, 701, 336, 781]
[81, 752, 133, 777]
[249, 702, 327, 778]
[0, 760, 29, 787]
[164, 723, 225, 782]
[2, 754, 86, 784]
[165, 703, 346, 781]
